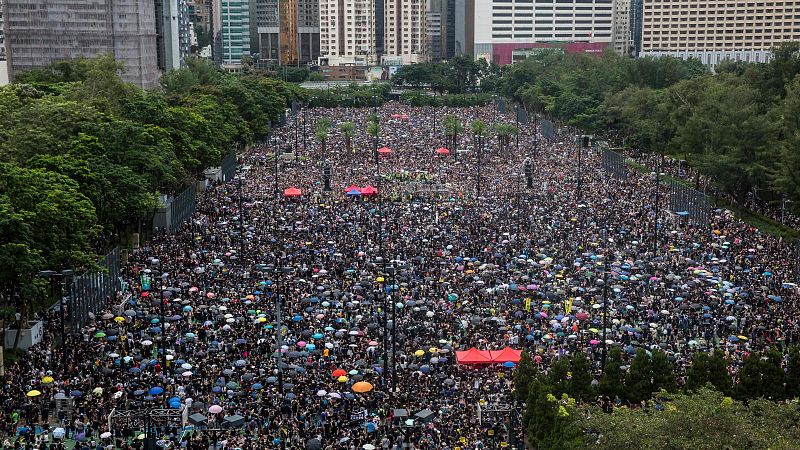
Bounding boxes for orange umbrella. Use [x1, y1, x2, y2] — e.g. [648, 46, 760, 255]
[332, 369, 347, 378]
[352, 381, 374, 393]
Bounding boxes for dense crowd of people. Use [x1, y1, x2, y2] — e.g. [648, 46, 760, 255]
[1, 102, 798, 449]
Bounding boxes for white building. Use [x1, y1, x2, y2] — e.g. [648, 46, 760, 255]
[473, 0, 614, 65]
[319, 0, 378, 66]
[383, 0, 426, 65]
[638, 0, 800, 70]
[612, 0, 631, 55]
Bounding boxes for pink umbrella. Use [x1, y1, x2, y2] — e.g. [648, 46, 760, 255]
[589, 339, 600, 345]
[297, 341, 307, 348]
[539, 312, 548, 319]
[189, 287, 199, 293]
[208, 405, 223, 414]
[206, 292, 215, 299]
[368, 340, 379, 346]
[576, 312, 589, 320]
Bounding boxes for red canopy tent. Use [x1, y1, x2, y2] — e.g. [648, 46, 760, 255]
[455, 347, 492, 364]
[435, 147, 450, 155]
[377, 147, 392, 155]
[489, 347, 522, 363]
[360, 185, 378, 196]
[283, 187, 302, 197]
[344, 185, 361, 193]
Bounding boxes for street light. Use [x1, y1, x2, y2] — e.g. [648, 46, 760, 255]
[36, 269, 73, 373]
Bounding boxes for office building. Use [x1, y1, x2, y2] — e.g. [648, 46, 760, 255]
[426, 2, 442, 61]
[189, 0, 213, 31]
[156, 0, 193, 71]
[0, 6, 7, 85]
[427, 0, 456, 61]
[2, 0, 158, 88]
[454, 0, 474, 56]
[218, 0, 251, 67]
[613, 0, 631, 55]
[629, 0, 643, 55]
[383, 0, 426, 65]
[319, 0, 378, 66]
[254, 0, 320, 65]
[639, 0, 800, 69]
[473, 0, 613, 65]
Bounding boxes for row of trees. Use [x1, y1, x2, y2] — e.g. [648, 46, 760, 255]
[1, 56, 304, 315]
[514, 347, 800, 449]
[493, 45, 800, 206]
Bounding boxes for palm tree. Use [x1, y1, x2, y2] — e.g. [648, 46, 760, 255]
[339, 121, 355, 152]
[315, 118, 332, 155]
[494, 123, 518, 153]
[471, 120, 488, 196]
[443, 115, 464, 154]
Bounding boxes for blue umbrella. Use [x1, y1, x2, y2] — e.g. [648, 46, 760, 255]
[133, 390, 145, 396]
[503, 361, 516, 368]
[129, 367, 141, 374]
[148, 386, 164, 396]
[252, 383, 263, 390]
[183, 305, 193, 312]
[212, 386, 222, 393]
[70, 390, 83, 397]
[313, 333, 324, 339]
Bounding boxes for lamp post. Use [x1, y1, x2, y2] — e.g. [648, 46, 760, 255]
[149, 258, 168, 376]
[37, 269, 73, 373]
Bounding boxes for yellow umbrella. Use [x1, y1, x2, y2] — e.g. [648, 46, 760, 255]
[414, 350, 424, 357]
[428, 347, 438, 354]
[337, 376, 348, 383]
[257, 317, 267, 323]
[26, 390, 41, 397]
[376, 277, 385, 283]
[738, 335, 748, 341]
[114, 316, 125, 323]
[42, 376, 54, 384]
[352, 381, 374, 393]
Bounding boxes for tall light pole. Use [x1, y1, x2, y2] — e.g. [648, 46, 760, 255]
[37, 269, 73, 373]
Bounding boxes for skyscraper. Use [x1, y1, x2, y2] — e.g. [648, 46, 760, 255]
[427, 0, 456, 62]
[0, 5, 7, 85]
[473, 0, 613, 65]
[2, 0, 159, 88]
[253, 0, 319, 66]
[638, 0, 800, 69]
[319, 0, 378, 66]
[612, 0, 631, 56]
[218, 0, 251, 67]
[383, 0, 426, 65]
[155, 0, 193, 71]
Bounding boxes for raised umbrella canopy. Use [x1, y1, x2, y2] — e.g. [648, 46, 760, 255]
[284, 187, 302, 197]
[435, 147, 450, 155]
[377, 147, 392, 155]
[360, 185, 378, 196]
[351, 381, 374, 393]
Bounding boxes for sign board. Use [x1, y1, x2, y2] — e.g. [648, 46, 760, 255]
[5, 320, 44, 350]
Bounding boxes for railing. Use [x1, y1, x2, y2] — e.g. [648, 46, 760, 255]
[69, 247, 121, 329]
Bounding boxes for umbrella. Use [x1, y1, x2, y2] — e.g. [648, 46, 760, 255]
[307, 438, 322, 450]
[352, 381, 373, 393]
[208, 405, 223, 414]
[26, 390, 41, 397]
[435, 147, 450, 155]
[148, 387, 164, 395]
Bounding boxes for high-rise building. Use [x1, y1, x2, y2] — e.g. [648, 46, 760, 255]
[319, 0, 378, 66]
[0, 5, 7, 85]
[473, 0, 613, 65]
[253, 0, 319, 66]
[629, 0, 643, 56]
[156, 0, 193, 71]
[2, 0, 159, 88]
[383, 0, 426, 65]
[612, 0, 631, 55]
[453, 0, 474, 57]
[218, 0, 251, 67]
[427, 0, 456, 62]
[426, 1, 443, 61]
[638, 0, 800, 69]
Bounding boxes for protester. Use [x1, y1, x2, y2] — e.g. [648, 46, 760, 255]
[1, 102, 797, 449]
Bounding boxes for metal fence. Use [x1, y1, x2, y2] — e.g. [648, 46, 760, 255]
[69, 247, 121, 329]
[170, 184, 197, 230]
[497, 98, 507, 114]
[516, 105, 528, 125]
[221, 150, 237, 182]
[668, 179, 710, 225]
[540, 119, 554, 139]
[601, 147, 628, 179]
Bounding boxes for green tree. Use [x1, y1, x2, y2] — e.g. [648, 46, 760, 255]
[315, 117, 333, 155]
[569, 352, 594, 402]
[339, 121, 355, 152]
[686, 350, 732, 395]
[650, 350, 676, 393]
[443, 115, 464, 153]
[514, 350, 538, 401]
[625, 348, 654, 404]
[786, 345, 800, 399]
[597, 347, 625, 402]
